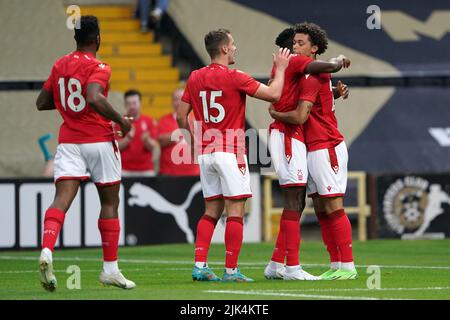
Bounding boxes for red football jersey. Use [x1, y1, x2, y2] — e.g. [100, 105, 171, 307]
[157, 112, 200, 176]
[114, 115, 157, 171]
[299, 73, 344, 151]
[269, 54, 313, 142]
[181, 63, 261, 154]
[43, 51, 115, 144]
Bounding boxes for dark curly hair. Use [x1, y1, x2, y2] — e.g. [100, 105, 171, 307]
[275, 27, 295, 50]
[294, 22, 328, 55]
[74, 15, 100, 46]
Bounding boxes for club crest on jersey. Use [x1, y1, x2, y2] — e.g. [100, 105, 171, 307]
[327, 186, 332, 192]
[98, 63, 106, 69]
[297, 170, 304, 181]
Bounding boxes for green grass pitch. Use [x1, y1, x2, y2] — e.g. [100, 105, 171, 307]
[1, 240, 450, 300]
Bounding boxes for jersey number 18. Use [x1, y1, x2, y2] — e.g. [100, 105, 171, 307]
[58, 77, 86, 112]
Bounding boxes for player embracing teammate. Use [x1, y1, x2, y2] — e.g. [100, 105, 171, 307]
[177, 29, 292, 282]
[267, 22, 357, 280]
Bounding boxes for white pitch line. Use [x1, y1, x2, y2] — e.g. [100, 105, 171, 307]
[1, 256, 450, 270]
[204, 290, 406, 300]
[262, 287, 450, 292]
[0, 268, 147, 274]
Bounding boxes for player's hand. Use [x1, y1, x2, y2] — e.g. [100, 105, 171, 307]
[268, 104, 276, 118]
[336, 80, 349, 99]
[117, 116, 133, 137]
[273, 47, 292, 70]
[337, 54, 351, 68]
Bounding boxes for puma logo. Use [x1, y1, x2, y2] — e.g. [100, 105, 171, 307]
[128, 182, 202, 243]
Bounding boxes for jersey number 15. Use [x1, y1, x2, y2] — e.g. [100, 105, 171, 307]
[200, 90, 225, 123]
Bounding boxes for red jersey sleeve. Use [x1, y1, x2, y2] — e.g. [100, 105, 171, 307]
[87, 63, 111, 90]
[43, 66, 55, 92]
[299, 75, 321, 103]
[234, 70, 261, 96]
[290, 55, 314, 74]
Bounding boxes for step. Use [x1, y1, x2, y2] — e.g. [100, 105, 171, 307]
[111, 69, 179, 82]
[101, 20, 140, 32]
[140, 94, 172, 107]
[110, 82, 180, 95]
[81, 6, 134, 19]
[103, 56, 171, 68]
[141, 105, 174, 120]
[99, 44, 162, 56]
[101, 32, 154, 44]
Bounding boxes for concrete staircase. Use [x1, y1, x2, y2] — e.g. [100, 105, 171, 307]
[81, 5, 179, 119]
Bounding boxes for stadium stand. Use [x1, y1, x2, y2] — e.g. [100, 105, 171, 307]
[167, 0, 450, 173]
[0, 0, 178, 176]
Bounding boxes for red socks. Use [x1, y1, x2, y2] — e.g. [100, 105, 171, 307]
[271, 209, 301, 266]
[328, 209, 354, 263]
[98, 218, 120, 262]
[225, 216, 243, 269]
[316, 211, 341, 263]
[42, 208, 65, 251]
[281, 210, 301, 266]
[195, 214, 218, 263]
[271, 219, 286, 264]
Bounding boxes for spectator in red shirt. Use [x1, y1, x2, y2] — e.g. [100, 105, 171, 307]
[116, 89, 158, 176]
[157, 88, 200, 176]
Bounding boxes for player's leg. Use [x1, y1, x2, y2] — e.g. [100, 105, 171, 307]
[39, 143, 87, 292]
[85, 141, 135, 289]
[95, 183, 135, 289]
[192, 198, 224, 281]
[215, 152, 253, 282]
[280, 187, 318, 280]
[313, 196, 342, 279]
[221, 198, 254, 282]
[309, 142, 356, 280]
[321, 196, 357, 279]
[192, 153, 223, 281]
[265, 130, 287, 277]
[39, 179, 81, 291]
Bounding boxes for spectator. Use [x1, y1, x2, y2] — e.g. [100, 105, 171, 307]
[116, 89, 159, 177]
[157, 88, 200, 176]
[136, 0, 169, 34]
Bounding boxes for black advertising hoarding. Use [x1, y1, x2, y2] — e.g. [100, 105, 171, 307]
[0, 175, 261, 249]
[373, 174, 450, 239]
[0, 177, 204, 249]
[123, 177, 204, 245]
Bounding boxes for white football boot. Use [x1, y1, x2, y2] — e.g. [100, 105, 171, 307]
[264, 262, 286, 280]
[283, 266, 320, 281]
[99, 271, 136, 289]
[39, 249, 57, 292]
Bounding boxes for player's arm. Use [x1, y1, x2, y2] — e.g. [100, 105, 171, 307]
[86, 83, 132, 136]
[253, 48, 291, 102]
[268, 100, 313, 125]
[176, 101, 193, 144]
[36, 89, 56, 111]
[305, 55, 351, 74]
[332, 80, 349, 100]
